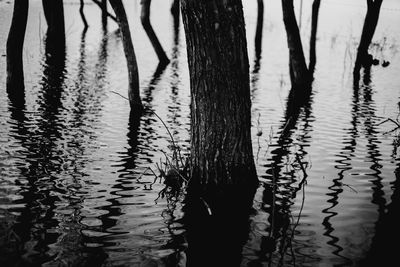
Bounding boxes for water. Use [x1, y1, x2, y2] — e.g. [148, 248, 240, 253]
[1, 0, 399, 266]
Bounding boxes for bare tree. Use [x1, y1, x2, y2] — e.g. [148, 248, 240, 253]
[181, 0, 258, 205]
[140, 0, 169, 65]
[353, 0, 383, 79]
[109, 0, 143, 113]
[6, 0, 29, 101]
[282, 0, 310, 90]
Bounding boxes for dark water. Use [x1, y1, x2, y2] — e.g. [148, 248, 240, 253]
[1, 0, 400, 266]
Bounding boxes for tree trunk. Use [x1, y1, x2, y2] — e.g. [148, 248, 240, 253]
[101, 0, 108, 27]
[6, 0, 29, 100]
[109, 0, 143, 113]
[255, 0, 264, 57]
[140, 0, 170, 65]
[181, 0, 258, 205]
[42, 0, 65, 40]
[309, 0, 320, 74]
[281, 0, 310, 90]
[353, 0, 383, 77]
[79, 0, 89, 30]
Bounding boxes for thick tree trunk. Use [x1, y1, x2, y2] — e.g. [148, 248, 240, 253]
[309, 0, 320, 74]
[181, 0, 258, 204]
[140, 0, 169, 65]
[353, 0, 383, 77]
[281, 0, 310, 90]
[6, 0, 29, 99]
[42, 0, 65, 40]
[109, 0, 143, 113]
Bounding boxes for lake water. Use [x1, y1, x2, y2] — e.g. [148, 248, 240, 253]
[1, 0, 400, 266]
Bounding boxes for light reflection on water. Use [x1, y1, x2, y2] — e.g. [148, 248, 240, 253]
[0, 0, 399, 266]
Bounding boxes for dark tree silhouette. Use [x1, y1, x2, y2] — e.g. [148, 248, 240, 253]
[353, 0, 383, 79]
[140, 0, 170, 65]
[181, 0, 258, 223]
[109, 0, 143, 113]
[42, 0, 65, 41]
[6, 0, 29, 101]
[79, 0, 89, 30]
[281, 0, 310, 90]
[309, 0, 321, 74]
[101, 0, 108, 26]
[255, 0, 264, 56]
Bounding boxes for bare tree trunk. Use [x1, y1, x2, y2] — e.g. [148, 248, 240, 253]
[181, 0, 258, 205]
[80, 0, 89, 30]
[101, 0, 108, 27]
[109, 0, 143, 113]
[353, 0, 383, 77]
[6, 0, 29, 100]
[282, 0, 310, 90]
[171, 0, 179, 16]
[140, 0, 170, 65]
[42, 0, 65, 40]
[309, 0, 320, 74]
[255, 0, 264, 57]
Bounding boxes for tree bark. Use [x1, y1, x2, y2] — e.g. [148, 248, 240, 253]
[353, 0, 383, 77]
[181, 0, 258, 204]
[6, 0, 29, 100]
[281, 0, 310, 90]
[140, 0, 169, 65]
[109, 0, 143, 113]
[42, 0, 65, 40]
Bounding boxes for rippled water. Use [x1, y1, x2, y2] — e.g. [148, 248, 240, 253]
[1, 0, 399, 266]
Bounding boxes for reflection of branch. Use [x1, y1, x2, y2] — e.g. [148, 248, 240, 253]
[378, 118, 400, 128]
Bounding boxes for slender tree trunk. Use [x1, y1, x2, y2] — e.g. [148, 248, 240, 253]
[255, 0, 264, 57]
[181, 0, 258, 205]
[42, 0, 65, 40]
[101, 0, 108, 27]
[6, 0, 29, 100]
[140, 0, 170, 65]
[282, 0, 310, 90]
[80, 0, 89, 30]
[109, 0, 143, 113]
[309, 0, 320, 74]
[354, 0, 383, 76]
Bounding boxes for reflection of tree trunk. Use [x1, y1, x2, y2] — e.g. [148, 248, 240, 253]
[282, 0, 309, 90]
[79, 0, 89, 30]
[140, 0, 170, 65]
[6, 0, 29, 100]
[109, 0, 143, 113]
[309, 0, 320, 74]
[353, 0, 383, 77]
[181, 0, 257, 204]
[255, 0, 264, 57]
[42, 0, 65, 41]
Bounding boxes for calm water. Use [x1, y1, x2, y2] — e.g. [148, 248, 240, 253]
[1, 0, 400, 266]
